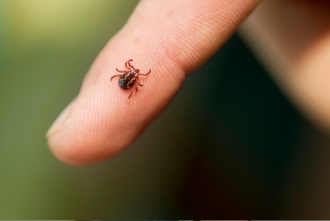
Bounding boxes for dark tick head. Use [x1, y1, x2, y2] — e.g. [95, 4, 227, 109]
[136, 69, 140, 73]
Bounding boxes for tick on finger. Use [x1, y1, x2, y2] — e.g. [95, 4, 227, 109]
[110, 59, 151, 99]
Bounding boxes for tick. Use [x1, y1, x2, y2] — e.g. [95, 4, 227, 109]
[110, 59, 151, 99]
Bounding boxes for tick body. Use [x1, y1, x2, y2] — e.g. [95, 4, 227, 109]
[110, 59, 151, 99]
[118, 70, 139, 90]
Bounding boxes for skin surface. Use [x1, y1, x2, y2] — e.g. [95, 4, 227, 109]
[240, 0, 330, 133]
[46, 0, 263, 165]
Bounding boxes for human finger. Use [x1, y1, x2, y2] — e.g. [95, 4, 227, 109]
[46, 0, 262, 165]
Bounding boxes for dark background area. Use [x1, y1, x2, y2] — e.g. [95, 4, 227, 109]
[178, 34, 303, 218]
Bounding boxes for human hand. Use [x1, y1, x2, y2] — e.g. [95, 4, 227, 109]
[45, 0, 264, 165]
[240, 0, 330, 133]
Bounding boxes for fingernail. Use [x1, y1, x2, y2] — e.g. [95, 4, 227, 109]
[46, 98, 76, 139]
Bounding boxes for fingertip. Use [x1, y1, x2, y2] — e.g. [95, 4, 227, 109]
[46, 98, 76, 140]
[48, 135, 112, 166]
[47, 0, 263, 165]
[48, 121, 125, 166]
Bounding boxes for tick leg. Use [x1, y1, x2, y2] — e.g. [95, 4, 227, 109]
[128, 87, 134, 99]
[137, 78, 144, 87]
[139, 69, 151, 76]
[134, 82, 139, 94]
[116, 68, 127, 73]
[110, 75, 122, 81]
[125, 61, 131, 70]
[127, 59, 135, 69]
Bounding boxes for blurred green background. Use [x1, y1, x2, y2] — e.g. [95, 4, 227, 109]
[1, 0, 330, 219]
